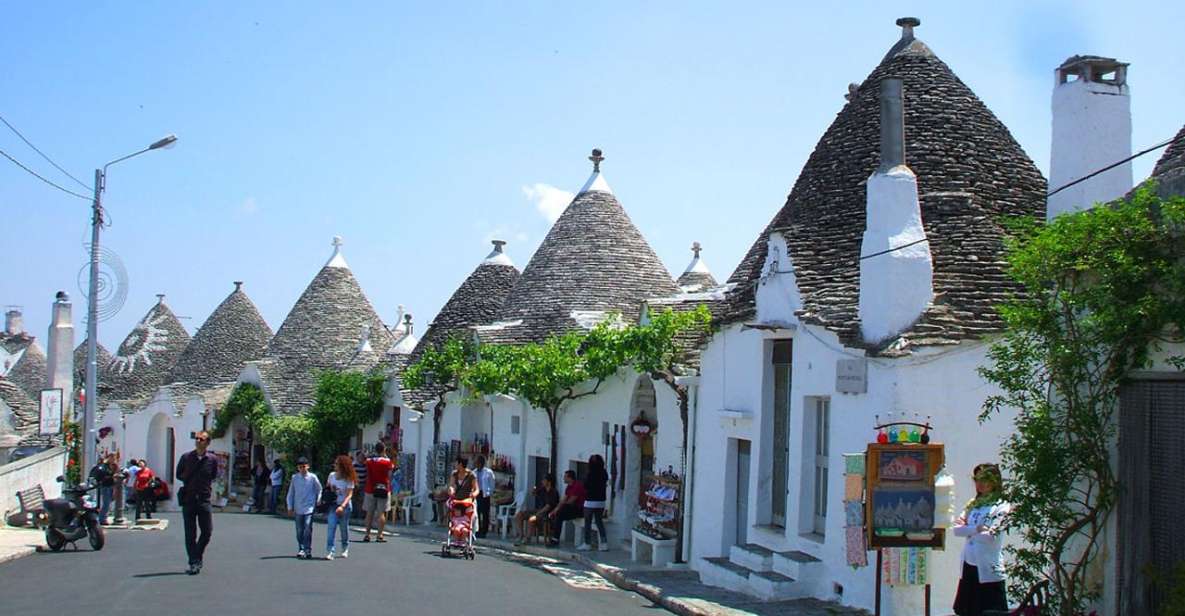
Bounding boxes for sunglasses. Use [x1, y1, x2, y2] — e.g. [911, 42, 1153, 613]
[195, 437, 210, 443]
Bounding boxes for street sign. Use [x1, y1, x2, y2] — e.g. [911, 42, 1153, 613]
[39, 388, 64, 435]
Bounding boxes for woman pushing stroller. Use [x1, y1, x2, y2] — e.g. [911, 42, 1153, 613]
[443, 457, 478, 558]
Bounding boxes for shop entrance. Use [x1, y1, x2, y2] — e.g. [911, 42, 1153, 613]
[736, 439, 751, 546]
[625, 378, 657, 529]
[771, 340, 792, 527]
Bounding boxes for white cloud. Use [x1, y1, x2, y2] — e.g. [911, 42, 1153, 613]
[522, 183, 573, 224]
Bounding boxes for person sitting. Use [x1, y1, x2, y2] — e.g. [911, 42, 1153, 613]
[514, 474, 559, 546]
[547, 470, 585, 547]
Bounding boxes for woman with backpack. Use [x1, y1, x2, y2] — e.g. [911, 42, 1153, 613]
[135, 460, 157, 521]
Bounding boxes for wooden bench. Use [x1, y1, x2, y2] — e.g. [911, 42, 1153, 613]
[8, 484, 47, 527]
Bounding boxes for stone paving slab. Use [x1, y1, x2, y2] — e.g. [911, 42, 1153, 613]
[386, 522, 869, 616]
[0, 526, 44, 564]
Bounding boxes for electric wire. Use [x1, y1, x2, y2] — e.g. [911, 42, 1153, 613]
[0, 147, 92, 200]
[0, 112, 92, 191]
[1046, 136, 1174, 197]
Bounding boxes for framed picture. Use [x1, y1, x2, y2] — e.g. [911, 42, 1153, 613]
[865, 443, 944, 549]
[39, 388, 63, 435]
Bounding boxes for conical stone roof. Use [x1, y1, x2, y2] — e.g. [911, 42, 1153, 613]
[4, 341, 47, 400]
[257, 238, 393, 413]
[401, 240, 521, 408]
[168, 282, 272, 389]
[73, 340, 112, 393]
[676, 242, 718, 291]
[491, 152, 679, 343]
[105, 298, 192, 403]
[1151, 123, 1185, 198]
[722, 18, 1046, 352]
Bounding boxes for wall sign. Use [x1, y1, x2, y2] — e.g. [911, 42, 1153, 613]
[39, 388, 63, 435]
[836, 359, 867, 394]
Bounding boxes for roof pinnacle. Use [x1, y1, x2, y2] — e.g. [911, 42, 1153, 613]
[589, 148, 604, 173]
[896, 17, 919, 40]
[326, 235, 349, 269]
[692, 241, 702, 258]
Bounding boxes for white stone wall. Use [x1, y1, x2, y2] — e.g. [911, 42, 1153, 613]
[0, 447, 66, 520]
[690, 319, 1020, 615]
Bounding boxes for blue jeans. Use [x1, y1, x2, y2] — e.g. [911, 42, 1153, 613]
[294, 514, 314, 554]
[269, 486, 280, 513]
[98, 485, 114, 524]
[326, 503, 352, 553]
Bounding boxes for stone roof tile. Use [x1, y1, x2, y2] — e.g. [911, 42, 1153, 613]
[167, 282, 272, 389]
[105, 299, 192, 402]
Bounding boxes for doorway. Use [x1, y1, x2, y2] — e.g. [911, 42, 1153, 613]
[166, 428, 176, 485]
[771, 340, 791, 527]
[1118, 377, 1185, 614]
[736, 440, 751, 546]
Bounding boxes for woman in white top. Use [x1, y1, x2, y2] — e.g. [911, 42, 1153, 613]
[324, 455, 356, 560]
[952, 463, 1011, 616]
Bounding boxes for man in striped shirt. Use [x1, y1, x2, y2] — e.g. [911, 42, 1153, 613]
[352, 450, 368, 519]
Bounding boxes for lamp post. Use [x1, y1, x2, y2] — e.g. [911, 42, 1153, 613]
[83, 134, 177, 475]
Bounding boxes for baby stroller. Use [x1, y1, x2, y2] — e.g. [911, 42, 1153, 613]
[441, 498, 476, 559]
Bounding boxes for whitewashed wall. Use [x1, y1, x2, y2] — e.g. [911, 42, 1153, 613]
[0, 447, 66, 520]
[690, 318, 1020, 615]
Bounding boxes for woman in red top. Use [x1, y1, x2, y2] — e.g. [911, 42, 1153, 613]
[134, 460, 157, 521]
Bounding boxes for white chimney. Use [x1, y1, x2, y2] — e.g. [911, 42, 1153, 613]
[1048, 55, 1132, 220]
[859, 78, 933, 344]
[45, 292, 75, 419]
[4, 307, 23, 336]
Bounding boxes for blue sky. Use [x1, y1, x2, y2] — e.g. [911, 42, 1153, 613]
[3, 2, 1182, 351]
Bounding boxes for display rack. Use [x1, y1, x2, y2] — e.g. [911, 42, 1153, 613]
[635, 472, 680, 540]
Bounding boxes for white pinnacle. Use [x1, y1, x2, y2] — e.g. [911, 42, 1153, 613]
[326, 236, 349, 269]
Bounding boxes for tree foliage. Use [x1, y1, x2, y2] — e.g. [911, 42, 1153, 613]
[402, 336, 476, 444]
[979, 186, 1185, 614]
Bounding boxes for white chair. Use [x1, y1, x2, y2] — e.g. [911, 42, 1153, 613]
[496, 493, 525, 540]
[400, 492, 424, 526]
[559, 518, 585, 546]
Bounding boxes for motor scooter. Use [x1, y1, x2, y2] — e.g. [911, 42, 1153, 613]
[39, 476, 105, 552]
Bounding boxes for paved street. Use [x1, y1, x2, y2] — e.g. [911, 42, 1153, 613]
[0, 513, 659, 616]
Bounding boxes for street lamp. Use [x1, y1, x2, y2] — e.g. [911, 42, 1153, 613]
[82, 134, 177, 475]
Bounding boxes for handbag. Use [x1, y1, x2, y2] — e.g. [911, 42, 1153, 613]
[372, 483, 389, 499]
[316, 487, 336, 514]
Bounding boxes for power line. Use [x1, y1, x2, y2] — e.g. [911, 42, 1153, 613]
[0, 147, 92, 200]
[0, 112, 91, 191]
[1047, 136, 1174, 197]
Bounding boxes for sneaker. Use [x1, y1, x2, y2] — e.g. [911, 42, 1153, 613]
[297, 550, 306, 559]
[340, 549, 349, 559]
[186, 564, 198, 575]
[598, 543, 610, 552]
[576, 543, 592, 551]
[325, 552, 335, 561]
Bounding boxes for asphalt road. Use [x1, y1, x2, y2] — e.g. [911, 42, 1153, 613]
[0, 513, 660, 616]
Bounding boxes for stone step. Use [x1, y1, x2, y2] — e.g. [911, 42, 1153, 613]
[773, 549, 823, 581]
[699, 556, 753, 594]
[749, 570, 803, 601]
[729, 542, 775, 572]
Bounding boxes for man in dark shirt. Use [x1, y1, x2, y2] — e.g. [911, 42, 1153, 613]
[88, 455, 116, 525]
[176, 430, 219, 575]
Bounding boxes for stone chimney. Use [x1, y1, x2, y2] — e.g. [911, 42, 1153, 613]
[859, 77, 933, 344]
[1048, 55, 1132, 220]
[45, 292, 75, 419]
[5, 307, 23, 336]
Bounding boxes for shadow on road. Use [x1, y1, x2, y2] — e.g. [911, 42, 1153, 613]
[259, 555, 301, 560]
[132, 572, 188, 578]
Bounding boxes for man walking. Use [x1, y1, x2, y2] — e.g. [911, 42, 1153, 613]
[176, 431, 219, 575]
[286, 457, 321, 559]
[473, 456, 495, 538]
[362, 445, 393, 542]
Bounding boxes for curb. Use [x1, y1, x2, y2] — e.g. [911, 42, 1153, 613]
[387, 524, 715, 616]
[0, 546, 36, 565]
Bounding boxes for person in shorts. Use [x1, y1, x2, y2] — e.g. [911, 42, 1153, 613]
[361, 444, 393, 542]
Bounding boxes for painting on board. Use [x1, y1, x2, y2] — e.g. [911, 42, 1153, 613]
[877, 450, 928, 482]
[871, 487, 935, 532]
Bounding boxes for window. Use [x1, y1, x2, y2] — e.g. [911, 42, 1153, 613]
[511, 415, 521, 435]
[812, 397, 831, 535]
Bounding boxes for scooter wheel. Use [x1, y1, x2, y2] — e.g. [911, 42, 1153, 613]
[88, 525, 106, 551]
[46, 531, 66, 552]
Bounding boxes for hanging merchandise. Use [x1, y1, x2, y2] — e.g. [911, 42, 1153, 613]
[846, 525, 869, 567]
[880, 547, 929, 585]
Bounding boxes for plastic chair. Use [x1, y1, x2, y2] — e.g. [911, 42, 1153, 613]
[496, 493, 524, 540]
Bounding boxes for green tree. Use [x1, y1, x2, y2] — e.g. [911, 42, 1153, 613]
[464, 322, 629, 473]
[402, 336, 476, 446]
[979, 186, 1185, 614]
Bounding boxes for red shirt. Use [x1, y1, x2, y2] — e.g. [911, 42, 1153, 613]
[564, 480, 586, 509]
[364, 457, 393, 494]
[135, 467, 155, 491]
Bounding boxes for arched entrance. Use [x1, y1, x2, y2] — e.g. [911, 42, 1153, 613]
[146, 413, 175, 486]
[623, 378, 658, 527]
